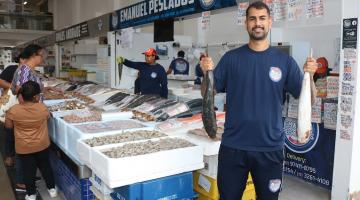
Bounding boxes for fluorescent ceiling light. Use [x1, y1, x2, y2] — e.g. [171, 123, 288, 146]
[23, 1, 28, 5]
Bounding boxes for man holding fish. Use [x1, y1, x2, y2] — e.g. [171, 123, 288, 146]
[200, 1, 318, 199]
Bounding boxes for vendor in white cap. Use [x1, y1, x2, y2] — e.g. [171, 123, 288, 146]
[117, 48, 168, 98]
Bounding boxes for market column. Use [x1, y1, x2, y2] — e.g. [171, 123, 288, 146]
[332, 0, 360, 199]
[54, 44, 61, 78]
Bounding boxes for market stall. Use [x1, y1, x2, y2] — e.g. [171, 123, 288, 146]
[17, 0, 360, 199]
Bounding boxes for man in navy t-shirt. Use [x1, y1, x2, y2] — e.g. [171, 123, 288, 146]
[167, 50, 190, 75]
[200, 1, 318, 199]
[117, 48, 168, 98]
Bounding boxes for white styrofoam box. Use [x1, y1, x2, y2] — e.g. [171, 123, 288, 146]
[91, 137, 204, 188]
[184, 134, 221, 156]
[77, 127, 155, 167]
[69, 119, 149, 163]
[157, 122, 203, 137]
[48, 117, 56, 141]
[43, 99, 68, 107]
[51, 108, 89, 118]
[101, 112, 133, 121]
[54, 117, 68, 149]
[199, 155, 218, 179]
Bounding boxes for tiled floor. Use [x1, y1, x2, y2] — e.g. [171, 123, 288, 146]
[1, 161, 332, 200]
[280, 175, 330, 200]
[0, 154, 16, 200]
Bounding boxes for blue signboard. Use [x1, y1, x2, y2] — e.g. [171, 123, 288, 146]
[283, 117, 336, 189]
[110, 0, 237, 31]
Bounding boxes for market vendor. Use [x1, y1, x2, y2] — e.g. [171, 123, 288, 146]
[117, 48, 168, 98]
[166, 50, 190, 75]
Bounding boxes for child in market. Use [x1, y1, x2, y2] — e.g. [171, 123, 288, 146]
[5, 80, 57, 200]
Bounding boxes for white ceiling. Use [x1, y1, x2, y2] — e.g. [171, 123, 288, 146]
[0, 28, 53, 47]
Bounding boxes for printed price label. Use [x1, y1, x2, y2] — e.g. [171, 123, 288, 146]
[198, 174, 211, 193]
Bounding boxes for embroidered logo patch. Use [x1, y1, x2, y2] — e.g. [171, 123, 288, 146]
[269, 67, 282, 82]
[151, 72, 157, 78]
[269, 179, 282, 193]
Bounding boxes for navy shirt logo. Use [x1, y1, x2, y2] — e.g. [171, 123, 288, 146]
[175, 61, 187, 73]
[151, 72, 157, 78]
[200, 0, 216, 10]
[269, 67, 282, 82]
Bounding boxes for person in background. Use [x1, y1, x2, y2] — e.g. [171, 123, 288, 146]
[194, 54, 206, 85]
[5, 81, 57, 200]
[0, 54, 28, 192]
[167, 50, 190, 75]
[117, 48, 168, 98]
[200, 1, 318, 199]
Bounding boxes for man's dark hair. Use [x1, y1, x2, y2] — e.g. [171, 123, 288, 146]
[19, 81, 41, 102]
[177, 50, 185, 58]
[21, 44, 43, 59]
[246, 1, 271, 17]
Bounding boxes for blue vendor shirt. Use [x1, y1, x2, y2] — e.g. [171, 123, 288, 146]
[169, 58, 189, 75]
[123, 59, 168, 98]
[214, 45, 303, 152]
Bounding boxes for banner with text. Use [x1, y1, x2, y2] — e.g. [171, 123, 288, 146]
[283, 118, 335, 189]
[110, 0, 236, 31]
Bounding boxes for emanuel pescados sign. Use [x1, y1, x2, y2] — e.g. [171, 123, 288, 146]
[110, 0, 236, 30]
[56, 22, 89, 43]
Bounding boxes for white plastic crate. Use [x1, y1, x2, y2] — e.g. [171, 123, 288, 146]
[91, 137, 204, 188]
[199, 155, 218, 179]
[69, 120, 148, 164]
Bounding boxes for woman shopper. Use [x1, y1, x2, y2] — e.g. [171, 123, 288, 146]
[11, 44, 59, 98]
[5, 81, 57, 200]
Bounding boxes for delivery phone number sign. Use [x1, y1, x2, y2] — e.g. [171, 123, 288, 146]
[283, 118, 335, 189]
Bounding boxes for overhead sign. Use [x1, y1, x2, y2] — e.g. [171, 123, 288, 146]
[55, 22, 89, 43]
[110, 0, 237, 30]
[88, 15, 110, 38]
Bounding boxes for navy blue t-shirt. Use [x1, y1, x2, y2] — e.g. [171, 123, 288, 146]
[123, 59, 168, 98]
[214, 45, 303, 151]
[169, 58, 189, 75]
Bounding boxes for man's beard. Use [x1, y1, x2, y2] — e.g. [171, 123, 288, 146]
[248, 27, 268, 41]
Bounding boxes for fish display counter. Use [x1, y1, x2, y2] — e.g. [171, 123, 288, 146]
[43, 79, 234, 200]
